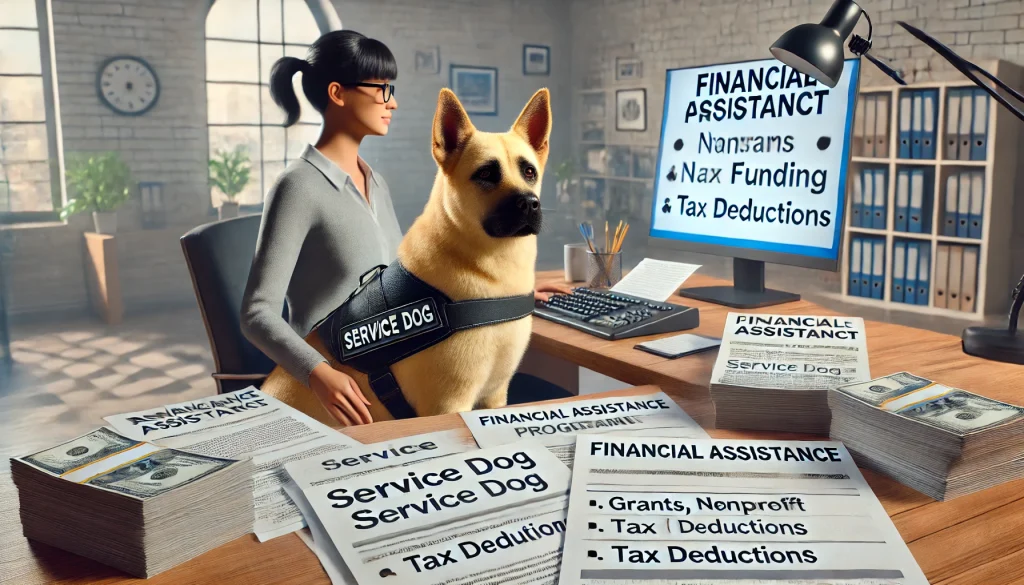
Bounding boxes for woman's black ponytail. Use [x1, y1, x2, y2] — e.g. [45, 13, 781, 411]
[269, 30, 398, 128]
[269, 57, 310, 127]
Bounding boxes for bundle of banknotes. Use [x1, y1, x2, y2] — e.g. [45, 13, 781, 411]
[830, 372, 1024, 500]
[11, 427, 254, 578]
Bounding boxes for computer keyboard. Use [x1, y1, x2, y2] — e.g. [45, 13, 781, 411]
[533, 287, 699, 340]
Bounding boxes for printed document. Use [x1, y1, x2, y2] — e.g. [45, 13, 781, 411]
[610, 258, 702, 301]
[104, 387, 361, 541]
[283, 430, 479, 584]
[460, 391, 708, 467]
[711, 313, 871, 391]
[557, 435, 929, 585]
[295, 440, 570, 585]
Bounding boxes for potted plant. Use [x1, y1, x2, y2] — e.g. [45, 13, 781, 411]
[209, 146, 251, 220]
[60, 152, 133, 234]
[552, 158, 577, 204]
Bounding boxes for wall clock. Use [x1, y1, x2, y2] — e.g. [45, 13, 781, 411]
[96, 56, 160, 116]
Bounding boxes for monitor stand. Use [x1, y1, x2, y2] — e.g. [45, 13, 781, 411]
[678, 258, 800, 309]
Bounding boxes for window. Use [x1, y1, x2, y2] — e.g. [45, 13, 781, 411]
[0, 0, 63, 224]
[205, 0, 338, 208]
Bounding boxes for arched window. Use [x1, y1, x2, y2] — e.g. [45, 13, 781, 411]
[0, 0, 64, 224]
[205, 0, 339, 208]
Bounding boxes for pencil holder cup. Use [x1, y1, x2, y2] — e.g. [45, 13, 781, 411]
[587, 251, 622, 289]
[564, 243, 589, 282]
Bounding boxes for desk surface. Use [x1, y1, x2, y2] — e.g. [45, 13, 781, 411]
[3, 272, 1024, 584]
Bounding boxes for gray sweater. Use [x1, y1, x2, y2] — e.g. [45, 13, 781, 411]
[240, 144, 404, 387]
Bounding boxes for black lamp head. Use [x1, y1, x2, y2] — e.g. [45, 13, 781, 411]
[770, 0, 863, 88]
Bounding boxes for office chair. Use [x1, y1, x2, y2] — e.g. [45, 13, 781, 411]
[180, 215, 572, 403]
[180, 215, 279, 394]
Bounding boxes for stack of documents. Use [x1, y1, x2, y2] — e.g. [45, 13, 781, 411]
[102, 387, 362, 541]
[710, 313, 871, 434]
[556, 435, 929, 584]
[830, 372, 1024, 500]
[11, 428, 253, 578]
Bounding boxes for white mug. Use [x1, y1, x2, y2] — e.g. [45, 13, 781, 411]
[564, 243, 589, 282]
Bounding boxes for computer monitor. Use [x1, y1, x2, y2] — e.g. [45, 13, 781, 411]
[648, 57, 861, 308]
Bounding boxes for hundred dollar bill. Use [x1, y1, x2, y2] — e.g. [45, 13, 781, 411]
[86, 449, 235, 498]
[21, 427, 141, 476]
[897, 390, 1024, 435]
[834, 372, 933, 406]
[836, 372, 1024, 435]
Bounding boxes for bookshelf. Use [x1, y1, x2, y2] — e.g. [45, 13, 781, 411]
[841, 60, 1024, 320]
[570, 89, 657, 226]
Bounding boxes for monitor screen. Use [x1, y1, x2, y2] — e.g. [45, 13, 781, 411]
[649, 57, 860, 271]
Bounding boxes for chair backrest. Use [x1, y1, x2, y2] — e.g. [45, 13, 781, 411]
[180, 215, 278, 393]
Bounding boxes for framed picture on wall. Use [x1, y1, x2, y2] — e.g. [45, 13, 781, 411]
[523, 44, 550, 75]
[450, 64, 498, 115]
[616, 88, 646, 131]
[616, 57, 643, 80]
[414, 46, 440, 74]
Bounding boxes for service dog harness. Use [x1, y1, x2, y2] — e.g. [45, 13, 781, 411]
[314, 260, 536, 419]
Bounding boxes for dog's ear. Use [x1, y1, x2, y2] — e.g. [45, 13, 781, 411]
[511, 88, 552, 165]
[432, 88, 475, 169]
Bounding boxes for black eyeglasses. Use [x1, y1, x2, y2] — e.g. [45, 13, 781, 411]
[352, 82, 395, 103]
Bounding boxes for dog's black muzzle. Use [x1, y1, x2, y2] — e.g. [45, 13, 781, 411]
[483, 192, 543, 238]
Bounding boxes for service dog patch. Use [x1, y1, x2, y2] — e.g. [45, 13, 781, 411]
[338, 298, 443, 359]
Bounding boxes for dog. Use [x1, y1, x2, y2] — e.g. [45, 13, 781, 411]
[258, 87, 553, 427]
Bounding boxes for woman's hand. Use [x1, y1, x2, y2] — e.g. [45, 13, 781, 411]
[534, 283, 574, 302]
[308, 362, 373, 426]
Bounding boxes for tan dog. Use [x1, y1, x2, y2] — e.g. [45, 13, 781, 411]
[259, 87, 553, 427]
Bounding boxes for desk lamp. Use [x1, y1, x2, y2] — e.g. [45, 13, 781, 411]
[770, 3, 1024, 365]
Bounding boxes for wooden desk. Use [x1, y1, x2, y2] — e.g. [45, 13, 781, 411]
[3, 272, 1024, 584]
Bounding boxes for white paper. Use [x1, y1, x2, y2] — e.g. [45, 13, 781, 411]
[103, 387, 361, 541]
[557, 435, 929, 585]
[283, 430, 479, 585]
[460, 391, 708, 468]
[636, 333, 721, 356]
[711, 313, 871, 390]
[296, 440, 570, 585]
[610, 258, 701, 301]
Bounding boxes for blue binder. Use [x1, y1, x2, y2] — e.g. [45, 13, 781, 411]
[871, 168, 887, 230]
[870, 238, 885, 300]
[894, 169, 909, 232]
[904, 241, 919, 305]
[921, 89, 938, 159]
[970, 88, 989, 160]
[849, 236, 862, 297]
[861, 168, 873, 229]
[851, 171, 863, 228]
[956, 172, 971, 238]
[860, 237, 873, 297]
[916, 242, 931, 306]
[968, 170, 985, 239]
[943, 172, 959, 236]
[899, 92, 913, 159]
[892, 240, 906, 303]
[908, 169, 925, 233]
[910, 91, 923, 159]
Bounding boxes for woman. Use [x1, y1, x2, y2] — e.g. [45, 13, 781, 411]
[240, 30, 568, 428]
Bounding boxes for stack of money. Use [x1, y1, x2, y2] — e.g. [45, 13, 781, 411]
[830, 372, 1024, 501]
[11, 427, 254, 578]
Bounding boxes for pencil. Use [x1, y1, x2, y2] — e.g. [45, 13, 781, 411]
[605, 221, 609, 253]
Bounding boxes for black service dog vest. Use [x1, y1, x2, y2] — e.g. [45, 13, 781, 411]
[314, 260, 535, 419]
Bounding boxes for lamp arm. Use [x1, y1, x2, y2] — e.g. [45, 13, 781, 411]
[860, 7, 873, 41]
[1011, 274, 1024, 336]
[897, 21, 1024, 125]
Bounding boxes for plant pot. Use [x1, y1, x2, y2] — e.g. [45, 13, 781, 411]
[219, 201, 239, 220]
[92, 211, 117, 234]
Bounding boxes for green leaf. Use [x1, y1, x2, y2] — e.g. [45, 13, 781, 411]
[61, 151, 134, 218]
[208, 145, 252, 202]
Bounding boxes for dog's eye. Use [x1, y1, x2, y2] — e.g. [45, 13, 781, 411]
[472, 163, 501, 184]
[524, 166, 536, 180]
